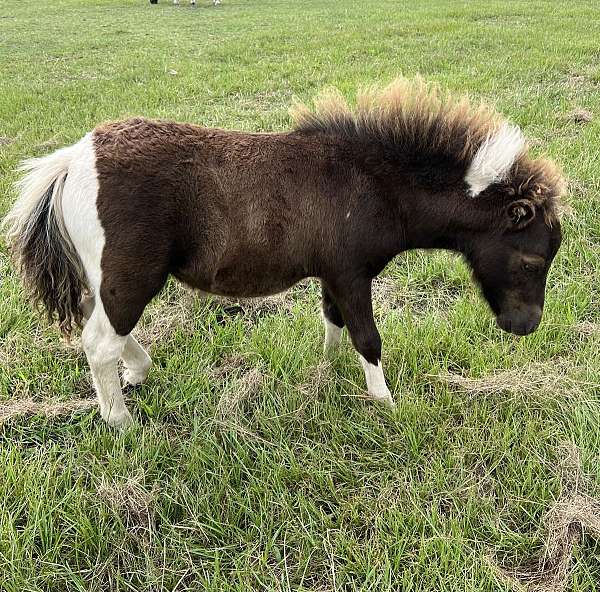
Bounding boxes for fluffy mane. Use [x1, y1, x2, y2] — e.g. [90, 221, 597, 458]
[291, 77, 565, 223]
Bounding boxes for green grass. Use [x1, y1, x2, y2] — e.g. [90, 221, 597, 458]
[1, 0, 600, 590]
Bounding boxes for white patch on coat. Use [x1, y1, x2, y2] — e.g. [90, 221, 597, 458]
[464, 122, 525, 197]
[61, 134, 104, 288]
[61, 134, 133, 428]
[322, 313, 343, 353]
[359, 355, 394, 406]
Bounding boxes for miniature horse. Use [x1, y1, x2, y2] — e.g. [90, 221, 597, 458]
[3, 78, 565, 428]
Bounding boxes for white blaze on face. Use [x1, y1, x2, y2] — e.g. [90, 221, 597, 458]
[465, 122, 525, 197]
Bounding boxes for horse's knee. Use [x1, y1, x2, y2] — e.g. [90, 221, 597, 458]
[82, 314, 125, 369]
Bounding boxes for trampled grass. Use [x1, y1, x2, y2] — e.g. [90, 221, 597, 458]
[1, 1, 600, 590]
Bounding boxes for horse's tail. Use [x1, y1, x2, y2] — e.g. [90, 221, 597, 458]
[2, 143, 88, 336]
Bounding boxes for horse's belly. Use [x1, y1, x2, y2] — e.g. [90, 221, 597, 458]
[210, 263, 305, 298]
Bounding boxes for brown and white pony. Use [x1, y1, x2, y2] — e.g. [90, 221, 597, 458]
[3, 78, 565, 428]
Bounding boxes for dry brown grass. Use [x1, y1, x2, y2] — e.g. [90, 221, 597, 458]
[97, 471, 158, 531]
[495, 442, 600, 592]
[134, 280, 313, 349]
[573, 321, 600, 337]
[566, 108, 593, 124]
[211, 354, 267, 441]
[214, 365, 264, 423]
[434, 358, 593, 402]
[372, 275, 461, 317]
[0, 396, 95, 424]
[297, 359, 333, 401]
[134, 282, 200, 348]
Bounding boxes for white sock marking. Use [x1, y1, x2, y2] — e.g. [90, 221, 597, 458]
[82, 301, 131, 428]
[359, 355, 394, 406]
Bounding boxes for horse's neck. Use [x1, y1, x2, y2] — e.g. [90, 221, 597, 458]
[394, 185, 475, 254]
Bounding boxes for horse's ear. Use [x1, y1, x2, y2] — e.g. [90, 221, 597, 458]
[507, 199, 536, 230]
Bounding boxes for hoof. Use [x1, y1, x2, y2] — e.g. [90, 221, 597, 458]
[369, 391, 395, 408]
[105, 408, 134, 430]
[123, 367, 149, 387]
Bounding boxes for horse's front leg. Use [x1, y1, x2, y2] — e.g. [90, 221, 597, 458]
[332, 279, 394, 407]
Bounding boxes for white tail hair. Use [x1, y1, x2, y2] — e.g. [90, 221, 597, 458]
[2, 140, 88, 334]
[3, 144, 76, 241]
[464, 122, 526, 197]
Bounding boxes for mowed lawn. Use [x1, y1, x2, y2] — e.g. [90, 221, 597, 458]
[1, 0, 600, 590]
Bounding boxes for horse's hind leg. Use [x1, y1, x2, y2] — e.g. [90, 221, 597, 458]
[81, 300, 131, 428]
[81, 294, 152, 387]
[121, 337, 152, 387]
[321, 283, 345, 354]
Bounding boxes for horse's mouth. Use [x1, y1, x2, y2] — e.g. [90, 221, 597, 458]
[496, 311, 542, 336]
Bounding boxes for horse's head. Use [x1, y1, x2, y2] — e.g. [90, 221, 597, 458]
[463, 125, 565, 336]
[468, 201, 562, 335]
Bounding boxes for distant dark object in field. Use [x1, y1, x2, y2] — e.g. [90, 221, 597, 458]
[149, 0, 221, 5]
[3, 77, 565, 428]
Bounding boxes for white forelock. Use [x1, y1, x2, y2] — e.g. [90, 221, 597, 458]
[464, 122, 525, 197]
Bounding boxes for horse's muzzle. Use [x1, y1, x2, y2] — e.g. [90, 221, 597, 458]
[496, 306, 542, 336]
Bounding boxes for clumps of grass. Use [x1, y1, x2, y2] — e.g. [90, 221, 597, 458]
[212, 280, 315, 326]
[0, 396, 95, 424]
[297, 359, 333, 401]
[214, 364, 264, 422]
[435, 358, 592, 402]
[96, 471, 159, 532]
[372, 275, 462, 317]
[135, 280, 314, 348]
[495, 442, 600, 592]
[573, 321, 600, 337]
[211, 354, 267, 441]
[565, 108, 593, 124]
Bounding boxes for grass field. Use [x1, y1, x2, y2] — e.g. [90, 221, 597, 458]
[1, 0, 600, 590]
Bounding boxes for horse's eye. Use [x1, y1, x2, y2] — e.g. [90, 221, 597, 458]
[522, 261, 540, 273]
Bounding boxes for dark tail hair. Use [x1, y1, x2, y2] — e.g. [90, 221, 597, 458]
[2, 145, 88, 336]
